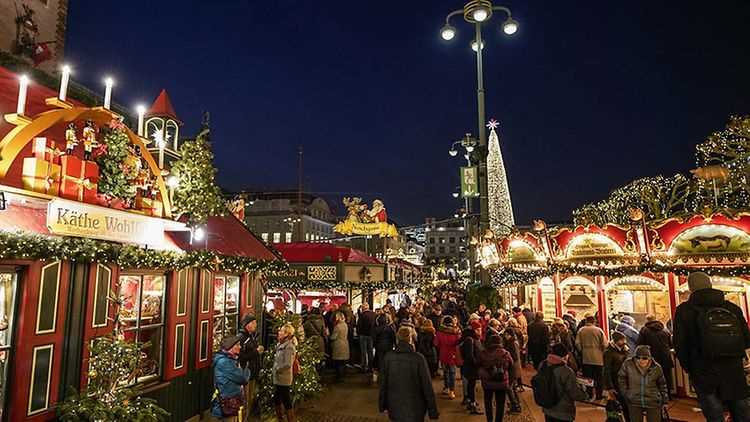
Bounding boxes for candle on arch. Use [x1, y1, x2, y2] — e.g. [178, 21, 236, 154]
[103, 77, 114, 109]
[59, 65, 71, 101]
[136, 104, 146, 137]
[17, 74, 29, 115]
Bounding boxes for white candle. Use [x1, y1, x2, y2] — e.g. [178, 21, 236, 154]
[59, 65, 70, 101]
[136, 104, 146, 136]
[17, 75, 29, 115]
[103, 77, 114, 109]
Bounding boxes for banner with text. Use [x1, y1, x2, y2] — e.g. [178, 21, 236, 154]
[461, 166, 479, 198]
[47, 198, 167, 247]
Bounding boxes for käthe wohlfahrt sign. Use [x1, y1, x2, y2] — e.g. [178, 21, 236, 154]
[47, 198, 166, 247]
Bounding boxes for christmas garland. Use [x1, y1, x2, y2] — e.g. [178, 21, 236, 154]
[491, 261, 750, 287]
[0, 231, 287, 275]
[266, 277, 422, 291]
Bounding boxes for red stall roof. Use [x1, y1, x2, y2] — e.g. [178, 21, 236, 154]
[168, 215, 279, 261]
[273, 242, 381, 264]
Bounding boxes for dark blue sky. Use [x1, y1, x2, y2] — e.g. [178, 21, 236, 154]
[66, 1, 750, 225]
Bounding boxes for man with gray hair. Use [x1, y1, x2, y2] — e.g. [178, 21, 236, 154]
[674, 272, 750, 422]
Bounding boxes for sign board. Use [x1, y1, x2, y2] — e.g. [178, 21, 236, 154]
[47, 198, 166, 247]
[460, 166, 479, 198]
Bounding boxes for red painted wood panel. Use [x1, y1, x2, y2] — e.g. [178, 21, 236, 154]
[164, 269, 191, 380]
[195, 270, 213, 369]
[80, 263, 119, 389]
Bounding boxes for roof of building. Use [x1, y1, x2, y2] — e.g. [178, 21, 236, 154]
[168, 215, 280, 260]
[146, 89, 181, 123]
[272, 242, 381, 264]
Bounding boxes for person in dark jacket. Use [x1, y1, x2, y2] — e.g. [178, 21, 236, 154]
[237, 314, 263, 417]
[212, 335, 250, 421]
[459, 323, 484, 415]
[502, 329, 523, 414]
[562, 310, 578, 337]
[303, 308, 327, 360]
[636, 315, 674, 396]
[539, 343, 589, 422]
[673, 272, 750, 422]
[373, 313, 396, 376]
[615, 315, 639, 356]
[527, 312, 551, 369]
[479, 334, 513, 422]
[617, 345, 668, 422]
[417, 319, 438, 377]
[379, 326, 439, 422]
[603, 332, 630, 422]
[357, 302, 377, 372]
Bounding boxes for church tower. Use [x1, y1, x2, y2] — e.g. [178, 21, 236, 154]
[144, 89, 182, 170]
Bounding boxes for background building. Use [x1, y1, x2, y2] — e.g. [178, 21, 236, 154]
[423, 217, 468, 264]
[243, 191, 336, 243]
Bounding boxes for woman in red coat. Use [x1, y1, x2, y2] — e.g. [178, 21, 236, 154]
[434, 315, 461, 399]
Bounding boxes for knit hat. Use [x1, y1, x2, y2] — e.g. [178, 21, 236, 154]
[611, 331, 626, 342]
[442, 316, 454, 327]
[220, 335, 243, 351]
[620, 315, 635, 326]
[688, 272, 712, 292]
[240, 314, 256, 327]
[567, 309, 576, 317]
[635, 345, 652, 358]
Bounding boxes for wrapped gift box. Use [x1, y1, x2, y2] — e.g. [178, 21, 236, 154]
[136, 196, 163, 218]
[60, 155, 99, 203]
[22, 157, 61, 195]
[32, 137, 62, 163]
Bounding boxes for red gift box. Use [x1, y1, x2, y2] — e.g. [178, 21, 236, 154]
[32, 137, 62, 163]
[60, 155, 99, 203]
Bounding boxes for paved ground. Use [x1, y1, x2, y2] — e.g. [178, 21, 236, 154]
[290, 367, 702, 422]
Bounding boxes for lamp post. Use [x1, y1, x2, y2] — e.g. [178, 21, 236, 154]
[439, 0, 518, 231]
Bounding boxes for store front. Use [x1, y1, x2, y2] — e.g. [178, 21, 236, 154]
[605, 275, 670, 327]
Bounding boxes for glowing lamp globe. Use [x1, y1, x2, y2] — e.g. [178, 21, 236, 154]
[449, 149, 459, 157]
[441, 24, 456, 41]
[472, 7, 489, 22]
[503, 18, 518, 35]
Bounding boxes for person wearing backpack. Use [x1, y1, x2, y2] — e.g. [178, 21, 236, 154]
[479, 334, 512, 422]
[674, 272, 750, 422]
[533, 343, 588, 422]
[460, 322, 484, 415]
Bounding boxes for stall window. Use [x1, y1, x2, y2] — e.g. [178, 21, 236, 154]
[118, 274, 166, 384]
[0, 272, 17, 418]
[213, 275, 240, 351]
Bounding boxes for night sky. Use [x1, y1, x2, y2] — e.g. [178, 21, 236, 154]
[65, 1, 750, 226]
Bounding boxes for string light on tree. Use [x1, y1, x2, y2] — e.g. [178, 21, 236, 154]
[486, 119, 514, 235]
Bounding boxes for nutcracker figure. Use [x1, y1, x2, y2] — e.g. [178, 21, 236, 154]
[65, 123, 78, 155]
[82, 120, 98, 160]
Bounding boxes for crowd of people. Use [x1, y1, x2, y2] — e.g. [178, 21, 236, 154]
[209, 271, 750, 422]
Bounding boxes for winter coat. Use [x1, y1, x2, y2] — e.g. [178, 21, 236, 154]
[528, 320, 551, 354]
[617, 358, 668, 409]
[212, 351, 250, 417]
[478, 345, 512, 390]
[504, 338, 522, 380]
[459, 331, 482, 380]
[576, 324, 606, 366]
[303, 314, 326, 356]
[273, 338, 296, 386]
[238, 327, 261, 379]
[330, 321, 350, 361]
[374, 323, 396, 370]
[602, 342, 629, 391]
[416, 327, 437, 367]
[540, 354, 588, 421]
[673, 288, 750, 400]
[434, 324, 461, 366]
[514, 312, 528, 335]
[615, 318, 640, 355]
[562, 314, 578, 337]
[637, 320, 673, 371]
[378, 341, 439, 422]
[357, 309, 377, 337]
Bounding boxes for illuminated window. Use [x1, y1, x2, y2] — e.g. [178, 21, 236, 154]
[261, 233, 269, 242]
[285, 232, 292, 243]
[0, 272, 16, 414]
[212, 275, 240, 351]
[273, 233, 281, 243]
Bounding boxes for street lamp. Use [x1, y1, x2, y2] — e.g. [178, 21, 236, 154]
[439, 0, 518, 231]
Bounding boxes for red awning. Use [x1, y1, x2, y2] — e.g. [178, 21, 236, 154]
[272, 242, 381, 264]
[167, 215, 279, 261]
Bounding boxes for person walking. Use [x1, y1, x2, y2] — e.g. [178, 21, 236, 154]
[636, 315, 674, 397]
[576, 314, 606, 401]
[537, 343, 588, 422]
[673, 272, 750, 422]
[528, 312, 551, 369]
[373, 313, 396, 381]
[416, 318, 438, 377]
[617, 345, 668, 422]
[237, 314, 263, 418]
[302, 307, 327, 359]
[502, 329, 523, 413]
[212, 335, 250, 422]
[615, 315, 640, 356]
[378, 326, 440, 422]
[273, 323, 297, 422]
[479, 334, 513, 422]
[460, 322, 484, 415]
[603, 331, 630, 422]
[330, 311, 350, 382]
[357, 302, 377, 373]
[434, 315, 461, 399]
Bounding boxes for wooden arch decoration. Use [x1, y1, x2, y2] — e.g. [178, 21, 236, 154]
[0, 106, 172, 217]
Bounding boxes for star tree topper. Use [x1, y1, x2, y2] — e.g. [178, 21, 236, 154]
[486, 119, 500, 130]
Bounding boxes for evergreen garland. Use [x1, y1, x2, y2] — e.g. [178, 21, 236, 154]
[96, 120, 137, 201]
[171, 128, 227, 225]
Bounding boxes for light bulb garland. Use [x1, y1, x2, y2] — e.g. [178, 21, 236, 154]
[487, 122, 515, 235]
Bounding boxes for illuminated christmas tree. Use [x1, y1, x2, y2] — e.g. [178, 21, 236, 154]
[486, 119, 515, 235]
